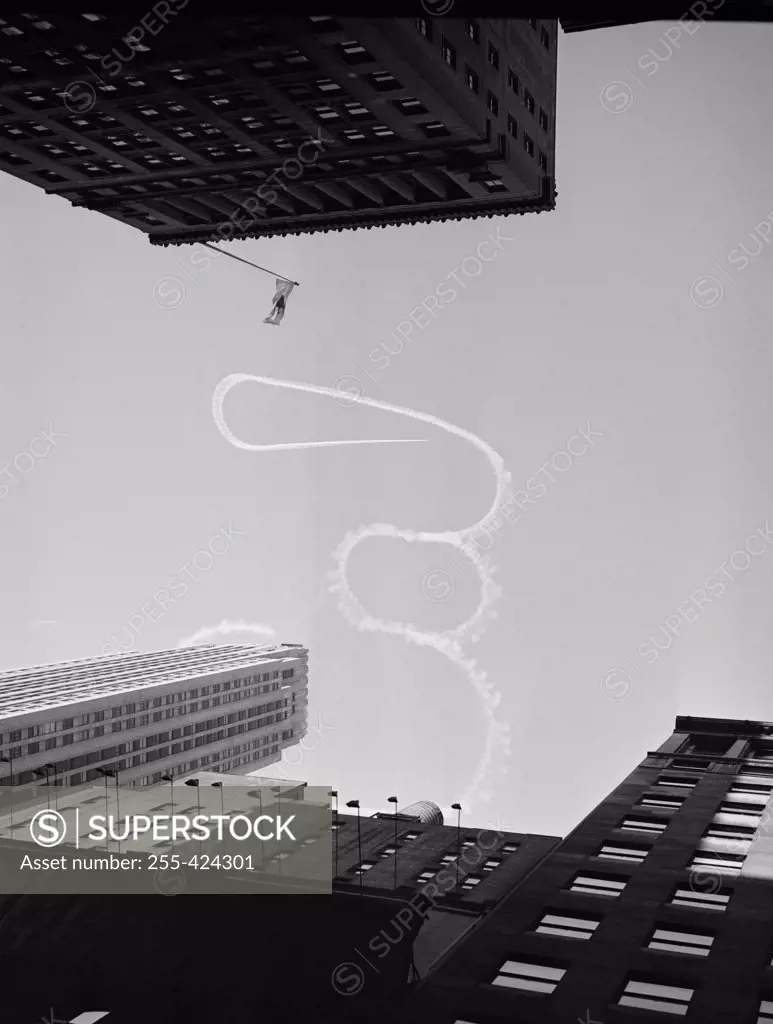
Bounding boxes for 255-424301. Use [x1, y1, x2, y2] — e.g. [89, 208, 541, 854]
[148, 853, 254, 871]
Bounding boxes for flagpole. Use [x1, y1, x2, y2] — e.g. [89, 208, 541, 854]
[201, 243, 299, 286]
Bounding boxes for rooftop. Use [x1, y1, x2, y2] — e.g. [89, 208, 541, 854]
[0, 643, 307, 720]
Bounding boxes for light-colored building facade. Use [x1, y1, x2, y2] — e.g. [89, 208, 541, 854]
[0, 643, 308, 788]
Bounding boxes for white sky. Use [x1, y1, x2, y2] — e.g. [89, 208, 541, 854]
[2, 21, 773, 838]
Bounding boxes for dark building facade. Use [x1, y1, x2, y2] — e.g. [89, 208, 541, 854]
[407, 716, 773, 1024]
[332, 799, 560, 984]
[0, 15, 557, 244]
[0, 784, 559, 1024]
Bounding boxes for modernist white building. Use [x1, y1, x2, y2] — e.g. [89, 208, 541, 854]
[0, 643, 308, 788]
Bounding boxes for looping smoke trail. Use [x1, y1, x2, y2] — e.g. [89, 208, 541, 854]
[212, 373, 514, 812]
[177, 619, 276, 648]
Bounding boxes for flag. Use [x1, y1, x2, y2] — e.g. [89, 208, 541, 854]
[263, 278, 295, 326]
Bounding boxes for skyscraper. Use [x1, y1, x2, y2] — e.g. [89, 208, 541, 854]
[408, 715, 773, 1023]
[0, 16, 557, 242]
[0, 643, 308, 788]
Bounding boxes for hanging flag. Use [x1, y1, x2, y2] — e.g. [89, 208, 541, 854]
[263, 278, 295, 327]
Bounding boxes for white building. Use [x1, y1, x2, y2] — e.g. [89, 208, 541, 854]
[0, 643, 308, 788]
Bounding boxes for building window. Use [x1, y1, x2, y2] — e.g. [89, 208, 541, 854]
[487, 91, 499, 116]
[396, 97, 428, 115]
[492, 957, 566, 995]
[417, 870, 435, 883]
[402, 832, 421, 841]
[466, 19, 479, 42]
[729, 782, 773, 801]
[465, 66, 479, 93]
[618, 976, 693, 1015]
[689, 850, 746, 876]
[523, 133, 534, 157]
[705, 822, 755, 843]
[421, 121, 450, 138]
[487, 42, 499, 70]
[671, 758, 710, 772]
[339, 40, 373, 64]
[535, 910, 601, 940]
[748, 742, 773, 761]
[669, 886, 730, 912]
[416, 17, 432, 41]
[529, 18, 538, 29]
[539, 108, 549, 132]
[481, 858, 502, 873]
[523, 89, 535, 115]
[441, 37, 456, 70]
[647, 925, 714, 957]
[497, 133, 506, 157]
[508, 67, 520, 95]
[567, 872, 627, 898]
[639, 794, 685, 810]
[379, 846, 398, 858]
[369, 70, 401, 91]
[540, 26, 550, 50]
[507, 114, 518, 138]
[460, 874, 483, 890]
[657, 774, 698, 789]
[598, 841, 649, 864]
[715, 803, 761, 824]
[619, 815, 669, 835]
[758, 998, 773, 1022]
[502, 842, 518, 853]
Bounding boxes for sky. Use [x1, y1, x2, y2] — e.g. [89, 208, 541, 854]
[2, 20, 773, 840]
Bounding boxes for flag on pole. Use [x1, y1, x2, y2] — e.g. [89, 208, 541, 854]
[263, 278, 295, 326]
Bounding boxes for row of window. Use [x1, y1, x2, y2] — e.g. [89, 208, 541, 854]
[2, 695, 291, 758]
[465, 66, 549, 135]
[416, 17, 551, 153]
[418, 18, 551, 54]
[483, 962, 773, 1019]
[136, 742, 283, 787]
[0, 673, 292, 749]
[1, 709, 294, 786]
[338, 831, 520, 890]
[464, 768, 773, 1018]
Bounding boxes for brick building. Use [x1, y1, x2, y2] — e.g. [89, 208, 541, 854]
[407, 716, 773, 1024]
[0, 15, 557, 244]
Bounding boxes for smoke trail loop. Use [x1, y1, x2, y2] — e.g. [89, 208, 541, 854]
[212, 374, 514, 811]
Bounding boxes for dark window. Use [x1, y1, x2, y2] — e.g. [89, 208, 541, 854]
[538, 150, 548, 171]
[508, 68, 520, 95]
[416, 17, 432, 41]
[507, 114, 518, 138]
[466, 20, 479, 42]
[539, 108, 549, 132]
[421, 121, 450, 138]
[524, 89, 535, 115]
[618, 974, 693, 1015]
[524, 133, 534, 157]
[487, 91, 499, 116]
[488, 43, 499, 70]
[541, 26, 550, 50]
[441, 37, 456, 69]
[684, 735, 733, 756]
[338, 41, 373, 65]
[465, 66, 478, 93]
[395, 97, 428, 115]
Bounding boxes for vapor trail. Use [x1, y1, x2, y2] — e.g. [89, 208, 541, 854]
[212, 373, 513, 812]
